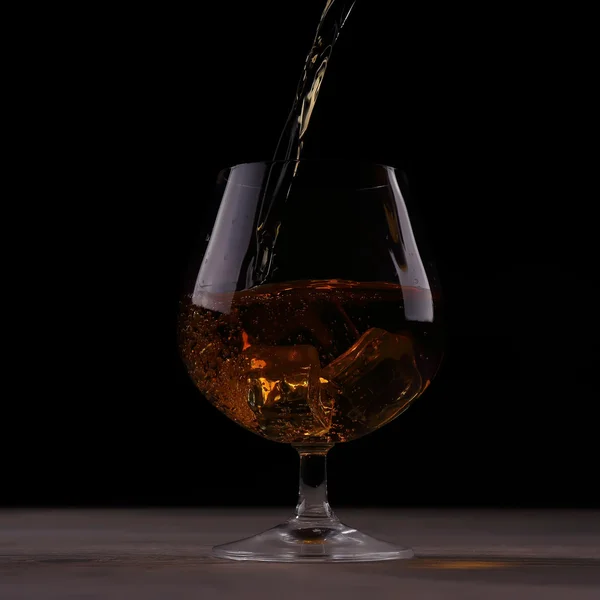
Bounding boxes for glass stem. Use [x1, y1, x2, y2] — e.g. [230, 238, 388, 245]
[293, 445, 336, 521]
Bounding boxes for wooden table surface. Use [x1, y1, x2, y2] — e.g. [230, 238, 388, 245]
[1, 509, 599, 599]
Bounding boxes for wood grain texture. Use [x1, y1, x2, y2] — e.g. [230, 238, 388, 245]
[1, 509, 599, 599]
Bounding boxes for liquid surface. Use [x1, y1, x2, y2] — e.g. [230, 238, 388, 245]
[179, 280, 442, 444]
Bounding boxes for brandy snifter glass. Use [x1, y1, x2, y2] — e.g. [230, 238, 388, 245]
[178, 160, 443, 562]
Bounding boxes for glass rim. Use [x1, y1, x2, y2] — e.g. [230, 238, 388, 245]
[218, 159, 397, 177]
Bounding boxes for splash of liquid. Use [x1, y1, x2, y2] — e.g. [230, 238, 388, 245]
[248, 0, 357, 287]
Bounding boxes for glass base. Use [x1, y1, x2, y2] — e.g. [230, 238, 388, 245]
[213, 516, 414, 563]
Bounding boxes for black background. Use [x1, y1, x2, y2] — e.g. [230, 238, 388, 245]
[5, 2, 597, 508]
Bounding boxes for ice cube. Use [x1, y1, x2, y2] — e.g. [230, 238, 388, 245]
[322, 328, 422, 429]
[243, 345, 332, 439]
